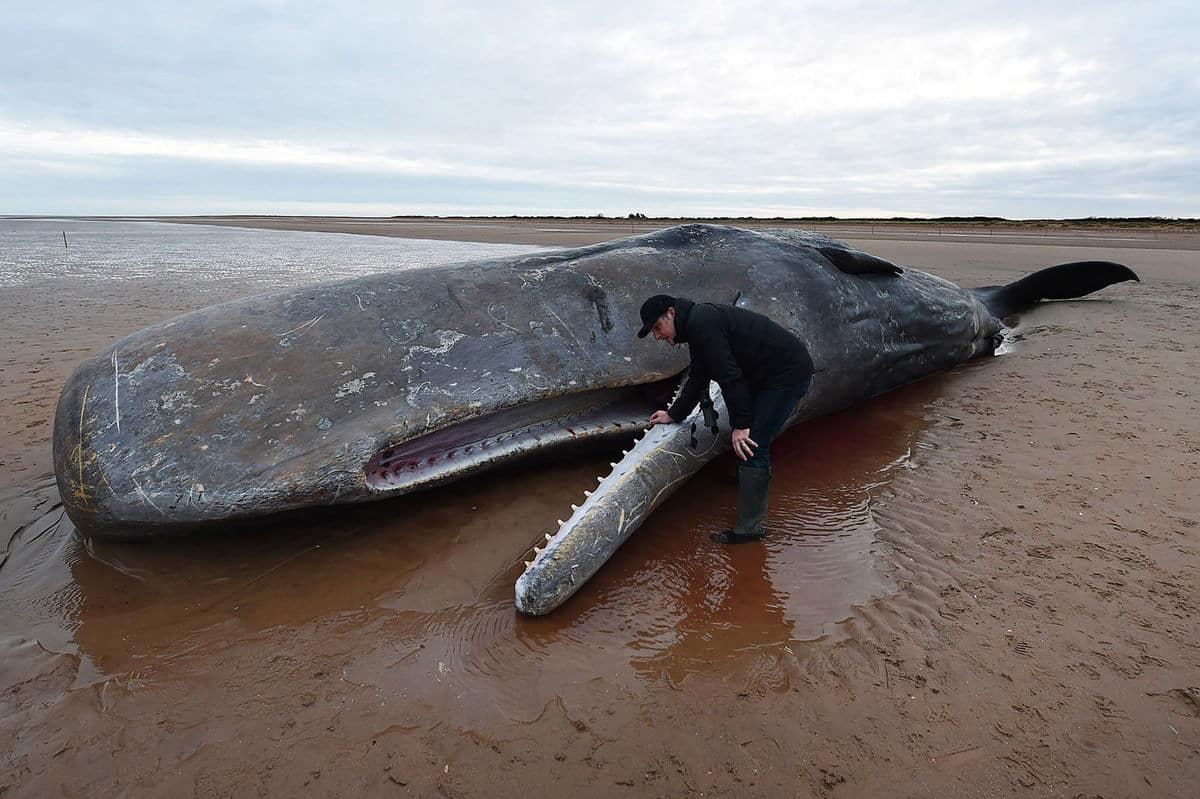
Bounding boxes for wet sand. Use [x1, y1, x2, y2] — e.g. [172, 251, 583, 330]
[2, 220, 1198, 796]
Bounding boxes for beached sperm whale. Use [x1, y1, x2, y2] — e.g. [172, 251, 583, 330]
[52, 225, 1137, 612]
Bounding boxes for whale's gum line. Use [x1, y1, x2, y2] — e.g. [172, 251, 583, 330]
[363, 377, 679, 493]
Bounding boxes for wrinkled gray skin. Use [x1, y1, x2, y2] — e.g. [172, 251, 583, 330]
[55, 224, 1001, 610]
[513, 229, 1002, 614]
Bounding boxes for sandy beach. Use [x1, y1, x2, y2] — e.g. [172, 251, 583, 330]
[1, 218, 1197, 797]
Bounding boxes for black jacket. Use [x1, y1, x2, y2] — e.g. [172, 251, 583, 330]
[666, 298, 813, 429]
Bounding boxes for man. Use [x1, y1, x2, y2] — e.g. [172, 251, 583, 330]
[638, 295, 813, 544]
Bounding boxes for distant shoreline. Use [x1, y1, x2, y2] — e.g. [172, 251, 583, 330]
[110, 214, 1200, 251]
[6, 214, 1198, 250]
[7, 212, 1197, 229]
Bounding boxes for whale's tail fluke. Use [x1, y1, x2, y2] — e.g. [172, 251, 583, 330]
[973, 261, 1140, 319]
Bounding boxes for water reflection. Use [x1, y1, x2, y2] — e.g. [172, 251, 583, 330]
[513, 376, 946, 685]
[556, 377, 939, 685]
[7, 374, 948, 712]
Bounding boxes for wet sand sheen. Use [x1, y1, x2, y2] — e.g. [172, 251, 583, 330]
[49, 377, 944, 696]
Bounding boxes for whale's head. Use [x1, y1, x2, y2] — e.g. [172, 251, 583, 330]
[53, 225, 787, 537]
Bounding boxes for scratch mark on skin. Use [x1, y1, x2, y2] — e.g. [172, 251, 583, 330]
[275, 314, 325, 342]
[72, 386, 92, 507]
[647, 472, 692, 508]
[543, 305, 597, 365]
[130, 477, 168, 517]
[95, 466, 118, 501]
[111, 351, 121, 433]
[353, 293, 366, 311]
[487, 306, 521, 335]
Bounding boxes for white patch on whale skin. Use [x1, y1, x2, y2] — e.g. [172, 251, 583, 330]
[407, 330, 466, 360]
[335, 371, 379, 399]
[159, 390, 195, 412]
[518, 263, 560, 284]
[404, 381, 435, 409]
[336, 379, 367, 398]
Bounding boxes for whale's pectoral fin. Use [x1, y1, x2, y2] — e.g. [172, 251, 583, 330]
[817, 246, 904, 277]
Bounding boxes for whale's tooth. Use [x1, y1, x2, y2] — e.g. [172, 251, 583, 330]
[534, 545, 543, 554]
[621, 450, 628, 455]
[544, 533, 552, 542]
[524, 560, 532, 568]
[609, 462, 616, 468]
[583, 490, 591, 497]
[557, 519, 565, 526]
[597, 475, 603, 482]
[570, 504, 578, 511]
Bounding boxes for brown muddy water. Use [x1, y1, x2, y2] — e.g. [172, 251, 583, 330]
[2, 376, 947, 706]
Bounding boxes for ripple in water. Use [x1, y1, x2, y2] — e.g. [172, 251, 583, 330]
[5, 378, 950, 720]
[500, 377, 946, 690]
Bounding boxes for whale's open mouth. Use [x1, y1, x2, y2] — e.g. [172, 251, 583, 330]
[365, 377, 679, 492]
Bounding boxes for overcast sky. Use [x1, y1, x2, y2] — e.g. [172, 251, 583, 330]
[3, 1, 1197, 218]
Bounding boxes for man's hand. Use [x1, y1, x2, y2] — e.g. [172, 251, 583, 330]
[648, 410, 674, 426]
[731, 428, 758, 460]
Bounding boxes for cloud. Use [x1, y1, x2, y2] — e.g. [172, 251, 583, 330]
[2, 0, 1197, 217]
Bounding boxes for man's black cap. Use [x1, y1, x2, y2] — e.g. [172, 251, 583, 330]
[637, 294, 675, 338]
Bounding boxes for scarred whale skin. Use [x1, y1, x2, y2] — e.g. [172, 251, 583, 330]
[52, 220, 1138, 619]
[54, 226, 711, 536]
[55, 224, 813, 536]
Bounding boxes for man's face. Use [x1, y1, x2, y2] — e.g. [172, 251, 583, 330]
[651, 308, 677, 345]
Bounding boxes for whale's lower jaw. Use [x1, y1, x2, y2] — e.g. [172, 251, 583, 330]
[515, 382, 733, 616]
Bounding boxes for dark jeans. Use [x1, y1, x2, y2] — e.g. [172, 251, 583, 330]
[743, 377, 811, 470]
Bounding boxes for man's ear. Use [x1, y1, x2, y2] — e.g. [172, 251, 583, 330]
[667, 307, 676, 319]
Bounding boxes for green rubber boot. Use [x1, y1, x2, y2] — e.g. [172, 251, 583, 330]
[711, 465, 771, 544]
